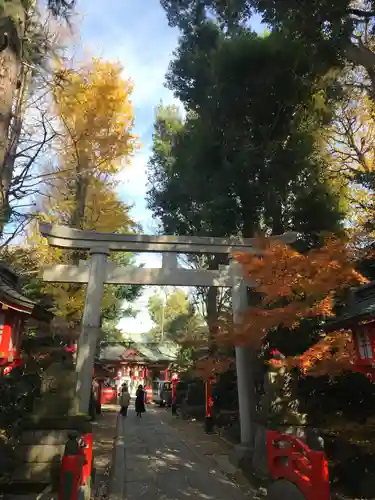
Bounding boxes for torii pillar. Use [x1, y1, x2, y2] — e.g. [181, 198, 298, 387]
[75, 247, 109, 414]
[231, 260, 257, 459]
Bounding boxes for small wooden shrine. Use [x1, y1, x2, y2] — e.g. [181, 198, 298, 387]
[0, 262, 54, 375]
[95, 342, 178, 402]
[325, 281, 375, 379]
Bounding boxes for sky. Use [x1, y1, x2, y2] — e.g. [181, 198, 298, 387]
[73, 0, 264, 339]
[72, 0, 181, 338]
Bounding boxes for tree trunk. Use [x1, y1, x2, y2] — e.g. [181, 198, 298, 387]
[206, 254, 228, 354]
[0, 13, 25, 233]
[4, 61, 29, 197]
[70, 172, 88, 229]
[344, 40, 375, 101]
[69, 162, 89, 266]
[206, 284, 218, 351]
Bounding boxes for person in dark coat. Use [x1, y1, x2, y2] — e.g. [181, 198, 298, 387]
[135, 384, 146, 418]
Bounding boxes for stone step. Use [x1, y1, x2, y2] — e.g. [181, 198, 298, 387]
[11, 463, 58, 484]
[14, 444, 65, 463]
[3, 494, 56, 500]
[19, 430, 68, 446]
[1, 484, 56, 500]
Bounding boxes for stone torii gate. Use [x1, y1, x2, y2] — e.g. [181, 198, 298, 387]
[39, 222, 296, 451]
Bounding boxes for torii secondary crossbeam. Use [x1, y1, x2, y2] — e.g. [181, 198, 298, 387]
[39, 222, 297, 449]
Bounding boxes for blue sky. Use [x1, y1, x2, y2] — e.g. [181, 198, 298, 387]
[74, 0, 263, 337]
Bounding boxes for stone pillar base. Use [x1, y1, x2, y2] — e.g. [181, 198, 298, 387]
[267, 479, 305, 499]
[204, 416, 214, 433]
[252, 424, 269, 475]
[231, 443, 253, 468]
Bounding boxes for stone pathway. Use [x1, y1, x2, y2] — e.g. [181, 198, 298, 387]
[161, 411, 265, 499]
[120, 405, 255, 499]
[91, 408, 118, 499]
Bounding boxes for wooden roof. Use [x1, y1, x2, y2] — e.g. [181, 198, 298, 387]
[98, 342, 178, 364]
[0, 262, 53, 322]
[325, 281, 375, 331]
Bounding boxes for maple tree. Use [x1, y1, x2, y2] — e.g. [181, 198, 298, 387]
[215, 236, 369, 376]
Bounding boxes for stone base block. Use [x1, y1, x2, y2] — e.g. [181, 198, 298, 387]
[229, 443, 253, 469]
[267, 479, 305, 500]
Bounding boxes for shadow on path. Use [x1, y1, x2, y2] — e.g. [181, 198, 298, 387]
[121, 405, 254, 499]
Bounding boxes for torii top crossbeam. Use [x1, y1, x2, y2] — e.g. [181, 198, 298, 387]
[39, 223, 297, 254]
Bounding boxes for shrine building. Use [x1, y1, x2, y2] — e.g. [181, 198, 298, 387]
[325, 280, 375, 379]
[94, 341, 178, 403]
[0, 262, 54, 376]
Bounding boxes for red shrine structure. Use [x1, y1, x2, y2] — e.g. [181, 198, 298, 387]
[94, 342, 178, 404]
[0, 262, 54, 375]
[325, 280, 375, 380]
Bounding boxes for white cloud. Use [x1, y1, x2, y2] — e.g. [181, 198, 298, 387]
[117, 149, 150, 195]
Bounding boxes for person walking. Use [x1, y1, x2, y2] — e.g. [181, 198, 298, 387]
[120, 384, 131, 417]
[135, 384, 146, 418]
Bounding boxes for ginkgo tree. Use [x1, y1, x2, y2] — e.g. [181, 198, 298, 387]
[51, 58, 137, 228]
[325, 88, 375, 246]
[28, 57, 141, 328]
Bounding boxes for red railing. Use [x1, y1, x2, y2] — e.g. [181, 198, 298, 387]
[267, 430, 330, 500]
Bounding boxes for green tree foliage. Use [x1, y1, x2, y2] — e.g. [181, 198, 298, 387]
[148, 26, 346, 242]
[147, 289, 207, 342]
[161, 0, 375, 97]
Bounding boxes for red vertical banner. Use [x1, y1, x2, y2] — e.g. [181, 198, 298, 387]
[165, 368, 169, 381]
[0, 312, 12, 362]
[171, 374, 178, 415]
[205, 378, 213, 418]
[81, 432, 93, 486]
[172, 379, 177, 404]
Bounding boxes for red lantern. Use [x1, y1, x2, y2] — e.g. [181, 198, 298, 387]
[352, 321, 375, 380]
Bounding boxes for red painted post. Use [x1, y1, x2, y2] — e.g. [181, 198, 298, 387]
[59, 433, 85, 500]
[80, 432, 93, 486]
[171, 374, 178, 415]
[59, 456, 84, 500]
[204, 378, 214, 433]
